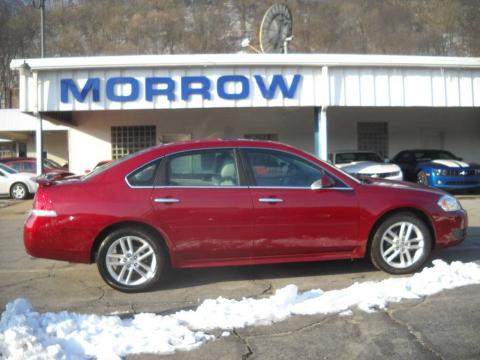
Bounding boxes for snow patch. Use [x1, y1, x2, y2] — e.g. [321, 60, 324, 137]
[1, 260, 479, 359]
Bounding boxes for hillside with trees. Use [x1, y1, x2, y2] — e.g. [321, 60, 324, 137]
[1, 0, 480, 107]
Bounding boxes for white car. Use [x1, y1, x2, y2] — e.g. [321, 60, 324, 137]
[0, 163, 38, 200]
[329, 151, 403, 181]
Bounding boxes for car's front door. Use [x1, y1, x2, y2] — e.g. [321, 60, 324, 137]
[241, 148, 359, 258]
[150, 148, 254, 265]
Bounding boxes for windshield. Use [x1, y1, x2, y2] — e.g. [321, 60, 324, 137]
[413, 151, 458, 161]
[0, 163, 18, 174]
[335, 152, 383, 164]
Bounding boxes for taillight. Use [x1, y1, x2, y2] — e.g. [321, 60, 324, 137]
[31, 209, 57, 217]
[31, 187, 57, 217]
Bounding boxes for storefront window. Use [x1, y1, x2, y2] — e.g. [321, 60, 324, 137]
[111, 126, 156, 159]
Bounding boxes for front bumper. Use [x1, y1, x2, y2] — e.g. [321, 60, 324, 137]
[427, 173, 480, 190]
[433, 209, 468, 249]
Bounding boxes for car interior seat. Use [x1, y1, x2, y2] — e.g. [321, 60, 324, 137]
[214, 155, 237, 186]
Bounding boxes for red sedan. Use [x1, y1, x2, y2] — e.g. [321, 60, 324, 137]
[24, 140, 467, 292]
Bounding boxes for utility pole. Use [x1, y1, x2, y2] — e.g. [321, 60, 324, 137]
[33, 0, 45, 176]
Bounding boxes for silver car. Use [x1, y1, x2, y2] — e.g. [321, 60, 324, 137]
[0, 163, 38, 199]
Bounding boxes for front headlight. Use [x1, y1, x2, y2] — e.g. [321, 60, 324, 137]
[437, 195, 462, 212]
[433, 169, 448, 176]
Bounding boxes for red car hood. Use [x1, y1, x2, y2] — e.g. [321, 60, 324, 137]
[364, 177, 446, 195]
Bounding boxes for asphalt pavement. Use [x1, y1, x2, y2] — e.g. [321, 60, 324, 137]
[0, 197, 479, 359]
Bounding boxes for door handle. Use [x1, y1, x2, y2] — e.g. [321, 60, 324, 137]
[154, 198, 180, 204]
[258, 198, 283, 203]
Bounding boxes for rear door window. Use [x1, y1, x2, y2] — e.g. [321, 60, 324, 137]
[126, 159, 161, 187]
[166, 149, 239, 187]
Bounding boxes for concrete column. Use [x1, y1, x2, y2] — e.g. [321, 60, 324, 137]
[314, 107, 328, 160]
[35, 114, 43, 176]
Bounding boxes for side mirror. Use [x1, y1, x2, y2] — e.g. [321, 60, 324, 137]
[311, 175, 336, 190]
[457, 157, 463, 161]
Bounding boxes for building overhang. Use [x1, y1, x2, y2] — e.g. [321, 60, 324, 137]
[10, 53, 480, 121]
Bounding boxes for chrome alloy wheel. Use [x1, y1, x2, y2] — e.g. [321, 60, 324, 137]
[380, 221, 425, 269]
[11, 183, 27, 199]
[105, 235, 157, 286]
[417, 171, 428, 186]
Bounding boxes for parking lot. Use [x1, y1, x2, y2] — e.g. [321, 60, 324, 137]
[1, 197, 479, 359]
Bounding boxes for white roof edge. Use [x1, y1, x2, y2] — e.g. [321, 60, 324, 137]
[10, 53, 480, 71]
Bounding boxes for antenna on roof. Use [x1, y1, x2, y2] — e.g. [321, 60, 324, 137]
[259, 4, 293, 54]
[240, 3, 293, 54]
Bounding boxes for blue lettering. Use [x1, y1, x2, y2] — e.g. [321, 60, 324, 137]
[181, 76, 211, 101]
[106, 77, 139, 102]
[254, 74, 301, 99]
[217, 75, 249, 100]
[60, 74, 302, 103]
[60, 78, 100, 103]
[146, 77, 175, 101]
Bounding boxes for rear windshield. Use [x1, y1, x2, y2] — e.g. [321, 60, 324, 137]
[81, 147, 158, 181]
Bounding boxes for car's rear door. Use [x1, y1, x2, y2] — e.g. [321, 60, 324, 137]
[150, 148, 254, 265]
[241, 148, 359, 258]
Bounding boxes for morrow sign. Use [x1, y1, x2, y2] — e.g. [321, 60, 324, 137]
[60, 74, 302, 103]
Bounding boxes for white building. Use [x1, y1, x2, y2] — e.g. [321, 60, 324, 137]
[0, 109, 68, 165]
[9, 54, 480, 175]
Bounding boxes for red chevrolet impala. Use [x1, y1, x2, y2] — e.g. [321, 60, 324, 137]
[24, 139, 467, 292]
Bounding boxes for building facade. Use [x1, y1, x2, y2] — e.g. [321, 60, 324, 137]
[10, 54, 480, 175]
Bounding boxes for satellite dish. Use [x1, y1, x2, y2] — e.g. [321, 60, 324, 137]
[259, 4, 293, 54]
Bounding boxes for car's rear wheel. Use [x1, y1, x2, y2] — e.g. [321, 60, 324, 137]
[417, 171, 428, 186]
[10, 182, 28, 200]
[97, 227, 165, 292]
[370, 213, 432, 274]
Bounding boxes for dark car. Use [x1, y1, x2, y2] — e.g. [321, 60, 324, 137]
[24, 140, 467, 292]
[0, 157, 71, 175]
[392, 149, 480, 190]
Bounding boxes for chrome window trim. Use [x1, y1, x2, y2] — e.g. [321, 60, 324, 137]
[125, 145, 354, 191]
[153, 185, 249, 189]
[125, 156, 164, 189]
[249, 186, 354, 191]
[125, 147, 242, 189]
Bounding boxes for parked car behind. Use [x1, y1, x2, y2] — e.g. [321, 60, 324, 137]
[0, 163, 38, 199]
[25, 140, 466, 292]
[391, 149, 480, 191]
[0, 157, 72, 176]
[329, 151, 403, 181]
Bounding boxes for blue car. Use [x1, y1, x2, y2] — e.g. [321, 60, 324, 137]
[392, 149, 480, 191]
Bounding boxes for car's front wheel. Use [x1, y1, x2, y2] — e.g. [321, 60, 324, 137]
[97, 227, 166, 292]
[10, 182, 29, 200]
[417, 171, 428, 186]
[370, 213, 432, 274]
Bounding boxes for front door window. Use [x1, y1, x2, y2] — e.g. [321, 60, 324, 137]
[244, 149, 334, 188]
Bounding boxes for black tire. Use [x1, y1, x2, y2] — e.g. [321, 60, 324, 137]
[416, 171, 428, 186]
[370, 213, 432, 274]
[97, 227, 166, 293]
[10, 182, 29, 200]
